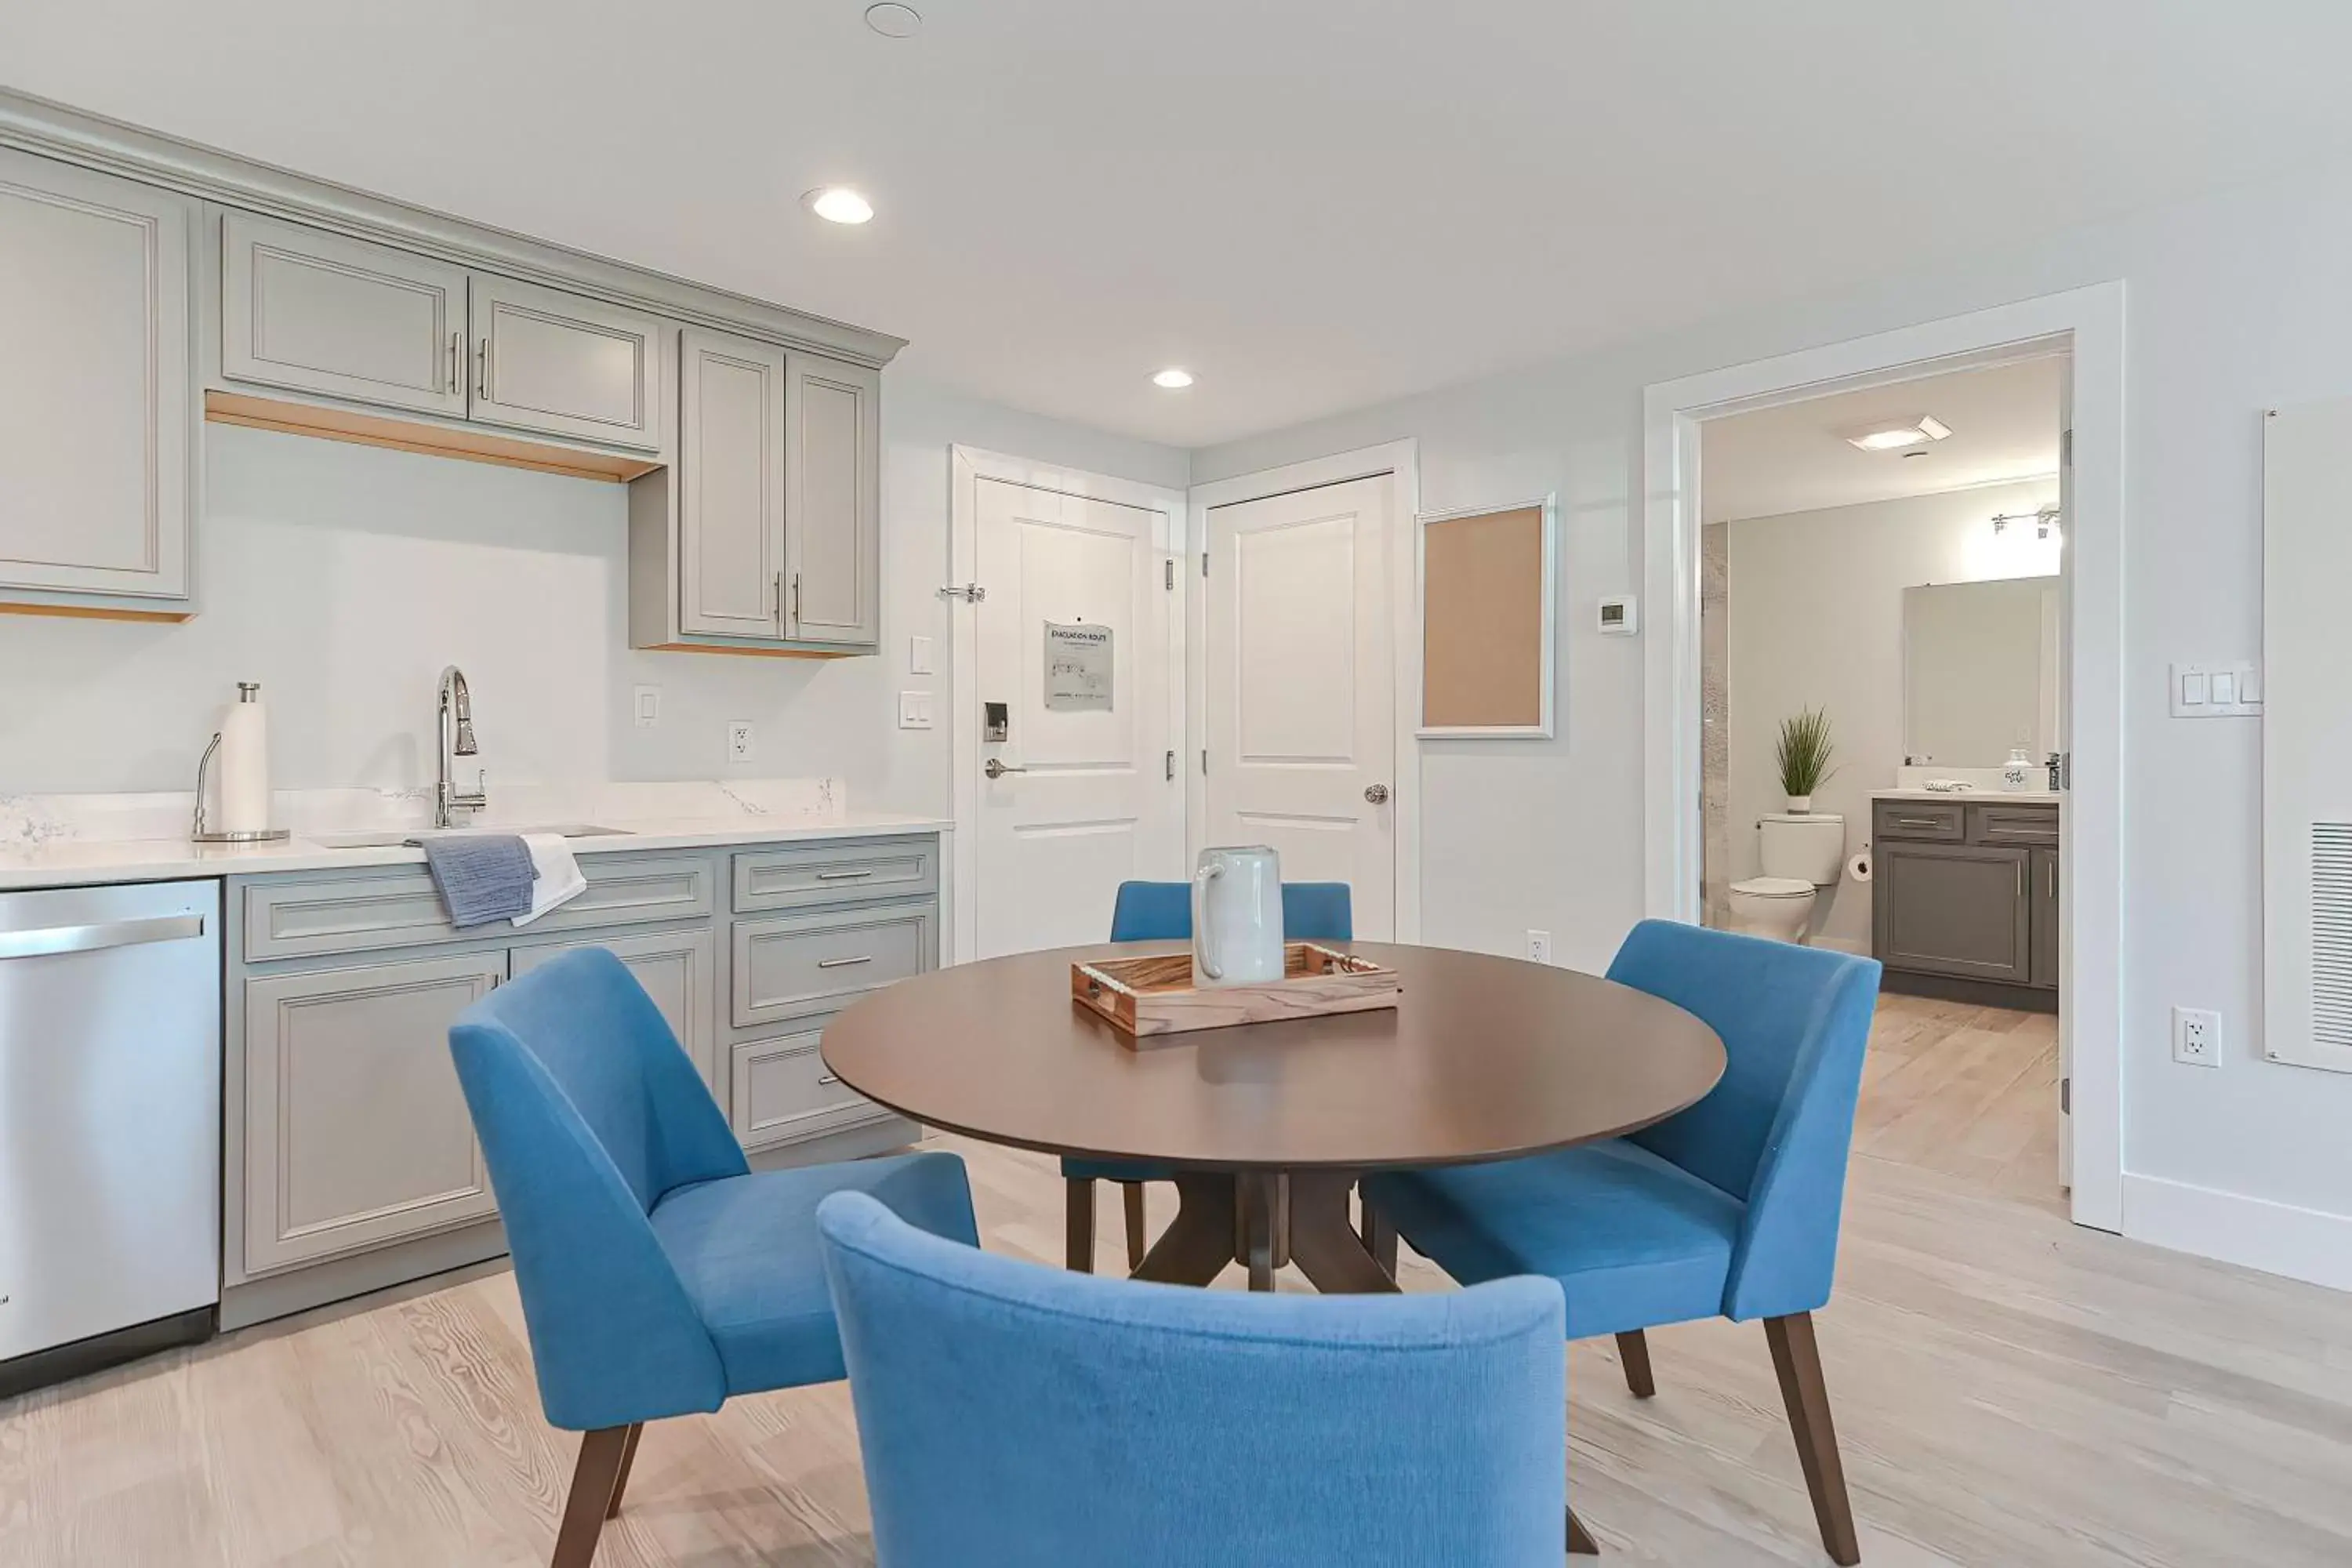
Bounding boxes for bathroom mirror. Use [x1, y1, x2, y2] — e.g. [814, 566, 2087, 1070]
[1902, 575, 2060, 766]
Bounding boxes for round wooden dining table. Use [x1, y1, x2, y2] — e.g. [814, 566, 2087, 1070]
[821, 940, 1727, 1298]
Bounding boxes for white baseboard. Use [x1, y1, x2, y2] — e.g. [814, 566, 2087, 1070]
[2122, 1173, 2352, 1293]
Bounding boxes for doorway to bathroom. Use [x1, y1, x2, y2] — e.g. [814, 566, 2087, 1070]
[1694, 352, 2074, 1209]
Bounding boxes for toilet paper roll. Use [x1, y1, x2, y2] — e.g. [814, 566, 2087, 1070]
[1846, 851, 1872, 884]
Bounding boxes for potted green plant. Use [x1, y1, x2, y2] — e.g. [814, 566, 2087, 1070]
[1775, 706, 1837, 813]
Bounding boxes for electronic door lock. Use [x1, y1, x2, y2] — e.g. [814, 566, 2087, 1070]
[983, 702, 1010, 743]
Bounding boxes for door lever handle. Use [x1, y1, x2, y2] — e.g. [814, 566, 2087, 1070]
[984, 760, 1027, 779]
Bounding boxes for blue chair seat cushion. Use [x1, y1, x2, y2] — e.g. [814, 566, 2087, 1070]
[1361, 1138, 1744, 1340]
[649, 1150, 977, 1396]
[1060, 1156, 1174, 1183]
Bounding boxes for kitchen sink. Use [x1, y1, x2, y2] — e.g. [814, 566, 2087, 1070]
[310, 823, 632, 850]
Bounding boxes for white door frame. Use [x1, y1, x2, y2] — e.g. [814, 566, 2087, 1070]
[947, 445, 1191, 964]
[1186, 440, 1423, 942]
[1642, 281, 2126, 1233]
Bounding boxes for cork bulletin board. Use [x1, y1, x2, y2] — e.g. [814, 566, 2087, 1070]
[1417, 496, 1557, 738]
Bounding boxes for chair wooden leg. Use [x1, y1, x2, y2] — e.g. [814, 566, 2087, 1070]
[1120, 1181, 1148, 1270]
[551, 1426, 634, 1568]
[1616, 1329, 1657, 1398]
[602, 1422, 643, 1520]
[1764, 1312, 1860, 1566]
[1359, 1196, 1399, 1279]
[1568, 1506, 1601, 1555]
[1065, 1177, 1096, 1272]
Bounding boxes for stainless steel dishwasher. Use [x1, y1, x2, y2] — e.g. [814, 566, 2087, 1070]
[0, 879, 220, 1392]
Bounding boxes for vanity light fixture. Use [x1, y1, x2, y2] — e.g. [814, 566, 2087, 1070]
[1152, 368, 1195, 390]
[1842, 414, 1951, 452]
[804, 187, 875, 225]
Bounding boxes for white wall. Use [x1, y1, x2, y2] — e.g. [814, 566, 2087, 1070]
[1721, 481, 2060, 953]
[0, 376, 1185, 819]
[1192, 154, 2352, 1273]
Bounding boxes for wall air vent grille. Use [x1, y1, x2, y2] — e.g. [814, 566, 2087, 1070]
[2313, 823, 2352, 1049]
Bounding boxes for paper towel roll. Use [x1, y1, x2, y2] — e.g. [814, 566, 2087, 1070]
[1846, 851, 1872, 884]
[219, 682, 271, 833]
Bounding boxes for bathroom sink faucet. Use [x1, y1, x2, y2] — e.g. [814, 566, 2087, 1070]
[436, 665, 488, 829]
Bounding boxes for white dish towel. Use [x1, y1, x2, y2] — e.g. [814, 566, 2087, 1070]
[510, 833, 588, 927]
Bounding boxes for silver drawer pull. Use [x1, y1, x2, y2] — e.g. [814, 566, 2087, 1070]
[817, 954, 875, 969]
[1894, 817, 1944, 828]
[815, 869, 874, 881]
[818, 1073, 842, 1086]
[0, 914, 206, 962]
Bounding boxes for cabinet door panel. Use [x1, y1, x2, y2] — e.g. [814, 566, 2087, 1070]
[220, 211, 466, 416]
[783, 351, 880, 644]
[1873, 843, 2031, 983]
[0, 148, 191, 601]
[470, 275, 662, 450]
[511, 927, 718, 1091]
[243, 953, 503, 1274]
[678, 328, 786, 637]
[2030, 847, 2060, 990]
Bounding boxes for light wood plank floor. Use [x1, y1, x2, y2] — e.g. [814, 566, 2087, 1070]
[6, 993, 2350, 1565]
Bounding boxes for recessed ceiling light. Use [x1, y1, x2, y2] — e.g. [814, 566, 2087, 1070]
[1152, 368, 1194, 390]
[1842, 414, 1951, 452]
[804, 187, 874, 225]
[865, 3, 923, 38]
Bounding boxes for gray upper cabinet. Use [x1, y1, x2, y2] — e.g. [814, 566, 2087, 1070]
[470, 274, 662, 452]
[220, 211, 467, 417]
[241, 951, 503, 1274]
[677, 328, 789, 637]
[0, 147, 191, 608]
[783, 351, 881, 645]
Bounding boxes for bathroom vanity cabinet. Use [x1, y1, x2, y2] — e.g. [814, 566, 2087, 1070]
[1871, 800, 2059, 1011]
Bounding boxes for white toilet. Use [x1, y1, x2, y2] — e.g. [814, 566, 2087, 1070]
[1728, 813, 1847, 944]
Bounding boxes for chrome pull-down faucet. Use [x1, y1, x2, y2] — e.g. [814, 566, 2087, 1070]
[436, 666, 488, 829]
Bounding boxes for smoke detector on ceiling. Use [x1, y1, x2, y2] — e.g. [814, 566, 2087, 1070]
[1842, 414, 1951, 452]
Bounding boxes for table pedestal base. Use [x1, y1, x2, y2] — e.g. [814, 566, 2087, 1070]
[1123, 1170, 1599, 1555]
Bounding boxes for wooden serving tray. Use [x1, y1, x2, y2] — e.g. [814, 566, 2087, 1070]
[1072, 942, 1402, 1041]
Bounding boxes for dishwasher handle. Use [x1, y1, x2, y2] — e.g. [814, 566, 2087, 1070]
[0, 913, 208, 961]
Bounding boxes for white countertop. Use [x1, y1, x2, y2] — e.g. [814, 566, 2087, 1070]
[0, 812, 951, 893]
[1872, 788, 2063, 804]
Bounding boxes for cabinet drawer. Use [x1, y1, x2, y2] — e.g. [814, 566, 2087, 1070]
[1873, 801, 1965, 842]
[731, 901, 935, 1029]
[241, 851, 711, 960]
[1969, 804, 2060, 847]
[728, 1022, 888, 1149]
[731, 837, 938, 913]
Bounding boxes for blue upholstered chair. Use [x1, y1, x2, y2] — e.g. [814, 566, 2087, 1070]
[818, 1189, 1567, 1567]
[1063, 879, 1353, 1272]
[1361, 920, 1882, 1566]
[448, 947, 978, 1568]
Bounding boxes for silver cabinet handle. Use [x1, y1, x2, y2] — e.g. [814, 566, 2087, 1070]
[817, 954, 874, 969]
[1894, 817, 1943, 829]
[448, 331, 461, 395]
[815, 869, 873, 881]
[818, 1073, 842, 1086]
[984, 759, 1026, 779]
[792, 572, 803, 626]
[2046, 862, 2058, 899]
[2016, 861, 2024, 897]
[0, 914, 206, 962]
[474, 338, 488, 400]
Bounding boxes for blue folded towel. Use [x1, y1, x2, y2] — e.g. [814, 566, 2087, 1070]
[419, 834, 537, 928]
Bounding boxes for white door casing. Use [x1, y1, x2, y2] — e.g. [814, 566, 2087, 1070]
[971, 474, 1184, 957]
[1202, 476, 1397, 938]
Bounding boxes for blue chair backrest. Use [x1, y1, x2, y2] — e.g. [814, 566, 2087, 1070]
[1108, 879, 1352, 942]
[1607, 920, 1881, 1319]
[449, 947, 747, 1428]
[818, 1189, 1564, 1566]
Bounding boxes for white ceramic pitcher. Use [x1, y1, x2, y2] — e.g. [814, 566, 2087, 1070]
[1192, 844, 1284, 987]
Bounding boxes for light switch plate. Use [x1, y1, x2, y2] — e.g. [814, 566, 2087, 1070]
[632, 685, 661, 728]
[2169, 662, 2262, 717]
[898, 690, 935, 730]
[909, 635, 935, 676]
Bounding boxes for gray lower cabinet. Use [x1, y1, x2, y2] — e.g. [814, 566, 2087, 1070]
[1873, 801, 2059, 1003]
[220, 210, 468, 417]
[470, 274, 662, 452]
[241, 951, 503, 1275]
[729, 1016, 890, 1152]
[0, 146, 193, 609]
[732, 900, 936, 1029]
[2030, 847, 2060, 990]
[512, 925, 720, 1090]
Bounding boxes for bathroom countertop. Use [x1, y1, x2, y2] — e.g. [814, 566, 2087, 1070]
[1871, 788, 2064, 804]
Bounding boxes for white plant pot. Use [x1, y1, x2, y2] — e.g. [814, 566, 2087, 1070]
[1786, 794, 1813, 814]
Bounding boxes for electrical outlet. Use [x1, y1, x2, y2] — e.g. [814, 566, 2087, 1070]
[727, 720, 755, 762]
[2172, 1005, 2222, 1067]
[1526, 930, 1552, 964]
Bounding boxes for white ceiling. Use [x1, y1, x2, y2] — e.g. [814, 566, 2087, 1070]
[7, 3, 2352, 448]
[1701, 357, 2062, 524]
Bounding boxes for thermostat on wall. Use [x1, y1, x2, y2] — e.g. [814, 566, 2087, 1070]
[1597, 596, 1639, 636]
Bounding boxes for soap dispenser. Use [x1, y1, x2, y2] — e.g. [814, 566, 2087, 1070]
[2002, 744, 2033, 792]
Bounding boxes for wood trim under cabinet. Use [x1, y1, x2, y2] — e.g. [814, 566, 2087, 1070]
[205, 390, 662, 483]
[0, 600, 191, 623]
[638, 641, 855, 660]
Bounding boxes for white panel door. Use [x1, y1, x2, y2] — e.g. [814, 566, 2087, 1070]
[975, 478, 1181, 956]
[1204, 477, 1395, 936]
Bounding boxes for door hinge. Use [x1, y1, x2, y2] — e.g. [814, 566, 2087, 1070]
[2060, 427, 2074, 468]
[1200, 748, 1208, 775]
[2060, 1076, 2071, 1115]
[1164, 749, 1175, 781]
[1201, 551, 1209, 578]
[1163, 558, 1174, 590]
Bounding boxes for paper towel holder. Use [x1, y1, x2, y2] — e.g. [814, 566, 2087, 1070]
[191, 729, 289, 844]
